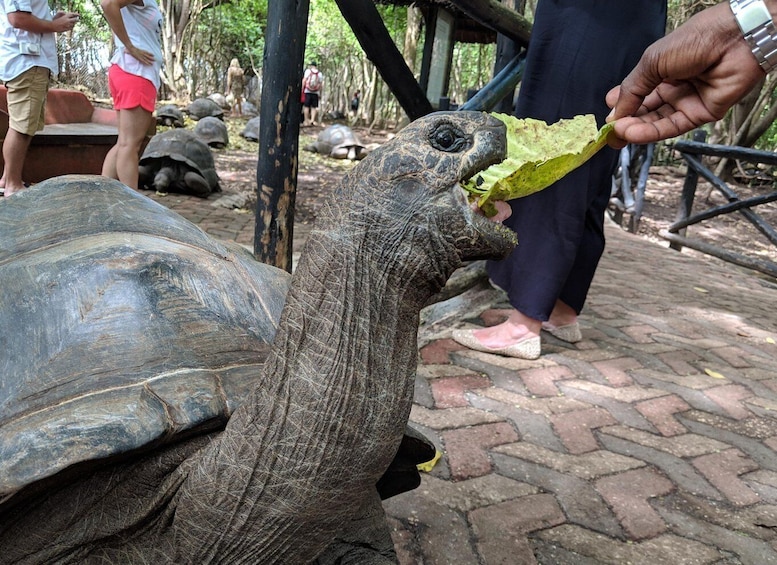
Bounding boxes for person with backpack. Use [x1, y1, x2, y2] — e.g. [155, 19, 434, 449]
[302, 61, 323, 126]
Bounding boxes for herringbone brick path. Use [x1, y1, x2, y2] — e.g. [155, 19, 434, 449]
[156, 187, 777, 565]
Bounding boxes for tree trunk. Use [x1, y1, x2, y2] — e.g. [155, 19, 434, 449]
[254, 0, 310, 271]
[403, 5, 422, 76]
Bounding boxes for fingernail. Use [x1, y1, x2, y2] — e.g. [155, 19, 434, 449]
[605, 108, 615, 122]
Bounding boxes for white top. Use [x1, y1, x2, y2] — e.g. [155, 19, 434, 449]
[0, 0, 59, 81]
[109, 0, 163, 90]
[303, 67, 324, 94]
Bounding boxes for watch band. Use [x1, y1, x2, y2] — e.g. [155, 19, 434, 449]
[730, 0, 777, 72]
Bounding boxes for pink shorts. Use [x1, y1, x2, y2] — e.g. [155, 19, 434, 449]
[108, 64, 157, 113]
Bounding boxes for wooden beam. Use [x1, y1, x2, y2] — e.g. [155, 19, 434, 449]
[335, 0, 433, 120]
[254, 0, 310, 271]
[460, 51, 525, 112]
[447, 0, 531, 47]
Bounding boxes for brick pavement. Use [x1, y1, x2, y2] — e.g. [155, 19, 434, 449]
[156, 187, 777, 564]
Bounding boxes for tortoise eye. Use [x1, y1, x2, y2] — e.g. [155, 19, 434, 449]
[430, 124, 469, 153]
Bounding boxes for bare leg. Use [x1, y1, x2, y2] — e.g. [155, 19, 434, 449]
[303, 106, 311, 126]
[546, 299, 578, 328]
[102, 107, 152, 190]
[2, 128, 33, 196]
[101, 145, 119, 180]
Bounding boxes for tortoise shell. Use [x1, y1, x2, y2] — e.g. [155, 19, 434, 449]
[139, 129, 220, 194]
[194, 116, 229, 148]
[307, 124, 367, 160]
[207, 92, 229, 110]
[240, 116, 261, 142]
[0, 175, 289, 498]
[186, 98, 224, 121]
[156, 104, 185, 128]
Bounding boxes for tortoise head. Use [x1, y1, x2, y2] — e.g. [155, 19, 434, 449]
[319, 111, 517, 270]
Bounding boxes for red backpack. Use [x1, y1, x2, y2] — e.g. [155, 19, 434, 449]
[306, 70, 322, 92]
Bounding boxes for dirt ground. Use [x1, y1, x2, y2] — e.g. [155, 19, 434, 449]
[215, 117, 777, 272]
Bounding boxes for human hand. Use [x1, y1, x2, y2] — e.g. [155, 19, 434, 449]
[470, 200, 512, 223]
[605, 3, 766, 147]
[127, 45, 155, 66]
[52, 11, 79, 32]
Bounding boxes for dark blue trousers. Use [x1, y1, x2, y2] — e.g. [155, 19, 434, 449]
[487, 0, 666, 321]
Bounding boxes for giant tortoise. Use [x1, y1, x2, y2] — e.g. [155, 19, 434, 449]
[138, 128, 220, 197]
[239, 116, 261, 142]
[194, 116, 229, 148]
[207, 92, 229, 110]
[186, 97, 224, 121]
[0, 111, 514, 563]
[305, 124, 370, 160]
[155, 104, 185, 128]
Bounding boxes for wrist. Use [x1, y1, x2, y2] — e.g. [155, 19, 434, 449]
[730, 0, 777, 72]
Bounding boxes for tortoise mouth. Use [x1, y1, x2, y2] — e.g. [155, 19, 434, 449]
[455, 182, 518, 261]
[453, 121, 517, 260]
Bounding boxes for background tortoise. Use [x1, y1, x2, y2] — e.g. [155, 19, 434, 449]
[194, 116, 229, 148]
[0, 112, 513, 562]
[138, 129, 221, 197]
[207, 92, 229, 110]
[239, 116, 261, 142]
[156, 104, 185, 128]
[241, 100, 258, 116]
[305, 124, 370, 160]
[186, 97, 224, 121]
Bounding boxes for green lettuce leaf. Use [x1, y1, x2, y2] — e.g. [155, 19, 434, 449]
[463, 113, 614, 216]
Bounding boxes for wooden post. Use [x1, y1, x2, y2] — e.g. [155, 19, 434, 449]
[254, 0, 310, 271]
[492, 0, 524, 113]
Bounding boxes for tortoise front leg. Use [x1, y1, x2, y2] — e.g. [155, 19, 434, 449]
[313, 488, 398, 565]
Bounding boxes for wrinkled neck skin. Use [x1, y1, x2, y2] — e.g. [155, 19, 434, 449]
[169, 221, 461, 563]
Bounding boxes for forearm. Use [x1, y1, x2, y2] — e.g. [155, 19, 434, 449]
[100, 0, 134, 49]
[7, 13, 57, 34]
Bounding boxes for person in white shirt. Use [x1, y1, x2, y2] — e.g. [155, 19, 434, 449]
[0, 0, 78, 196]
[100, 0, 162, 190]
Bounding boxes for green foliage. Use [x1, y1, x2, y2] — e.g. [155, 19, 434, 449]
[755, 105, 777, 150]
[54, 0, 113, 92]
[306, 0, 360, 64]
[206, 0, 267, 70]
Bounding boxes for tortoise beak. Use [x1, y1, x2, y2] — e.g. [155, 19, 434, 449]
[453, 117, 517, 261]
[454, 183, 517, 261]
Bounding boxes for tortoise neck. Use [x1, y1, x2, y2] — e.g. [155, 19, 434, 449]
[174, 228, 457, 560]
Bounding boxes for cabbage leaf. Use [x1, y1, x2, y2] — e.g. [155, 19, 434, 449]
[463, 113, 614, 216]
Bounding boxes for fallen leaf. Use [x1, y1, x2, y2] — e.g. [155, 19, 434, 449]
[704, 368, 726, 379]
[417, 450, 443, 473]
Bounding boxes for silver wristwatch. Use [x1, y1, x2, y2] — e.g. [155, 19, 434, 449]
[730, 0, 777, 72]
